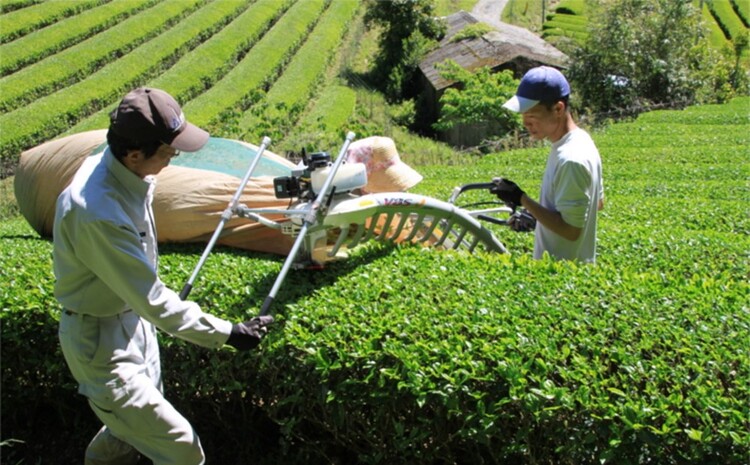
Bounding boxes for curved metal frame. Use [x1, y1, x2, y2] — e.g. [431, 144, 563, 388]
[181, 134, 515, 315]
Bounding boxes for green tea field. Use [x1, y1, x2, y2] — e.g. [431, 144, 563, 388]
[2, 94, 748, 462]
[1, 1, 748, 464]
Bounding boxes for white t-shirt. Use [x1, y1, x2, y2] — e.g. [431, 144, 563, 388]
[534, 128, 603, 263]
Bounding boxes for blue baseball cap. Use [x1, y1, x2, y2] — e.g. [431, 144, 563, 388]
[503, 66, 571, 113]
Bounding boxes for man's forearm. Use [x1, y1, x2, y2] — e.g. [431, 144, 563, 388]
[520, 194, 582, 241]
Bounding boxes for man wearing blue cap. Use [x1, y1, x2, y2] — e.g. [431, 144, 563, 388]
[494, 66, 604, 263]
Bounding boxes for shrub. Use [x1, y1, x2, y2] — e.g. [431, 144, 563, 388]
[567, 0, 723, 117]
[183, 0, 326, 128]
[365, 0, 446, 101]
[0, 0, 237, 162]
[67, 0, 291, 135]
[0, 0, 205, 113]
[239, 0, 361, 143]
[432, 61, 522, 136]
[707, 0, 747, 42]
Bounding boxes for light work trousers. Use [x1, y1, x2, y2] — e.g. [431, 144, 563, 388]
[59, 310, 205, 465]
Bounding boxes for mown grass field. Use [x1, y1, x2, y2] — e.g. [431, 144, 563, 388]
[1, 1, 749, 464]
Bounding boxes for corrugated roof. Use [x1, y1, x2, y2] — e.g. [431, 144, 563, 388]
[420, 11, 569, 91]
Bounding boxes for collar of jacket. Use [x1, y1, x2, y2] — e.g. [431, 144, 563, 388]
[103, 147, 156, 200]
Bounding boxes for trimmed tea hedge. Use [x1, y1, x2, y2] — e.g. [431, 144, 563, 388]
[0, 0, 107, 44]
[732, 0, 749, 26]
[0, 0, 43, 15]
[0, 0, 156, 76]
[554, 0, 588, 16]
[298, 84, 358, 133]
[239, 0, 360, 141]
[68, 0, 293, 134]
[0, 0, 206, 113]
[701, 1, 734, 50]
[541, 1, 590, 47]
[707, 0, 748, 42]
[183, 0, 329, 128]
[2, 98, 748, 464]
[0, 0, 242, 160]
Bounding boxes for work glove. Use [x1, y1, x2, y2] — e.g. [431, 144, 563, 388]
[491, 177, 525, 209]
[226, 315, 274, 351]
[508, 209, 536, 232]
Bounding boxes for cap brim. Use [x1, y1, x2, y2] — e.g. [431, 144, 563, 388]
[502, 95, 540, 113]
[169, 122, 209, 152]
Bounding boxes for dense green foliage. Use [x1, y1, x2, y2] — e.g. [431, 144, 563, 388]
[541, 7, 589, 50]
[0, 0, 208, 113]
[0, 0, 157, 76]
[1, 1, 749, 463]
[0, 0, 106, 43]
[432, 62, 521, 136]
[566, 0, 748, 118]
[2, 98, 748, 464]
[364, 0, 446, 100]
[708, 0, 749, 49]
[0, 0, 366, 166]
[733, 0, 750, 25]
[238, 0, 360, 143]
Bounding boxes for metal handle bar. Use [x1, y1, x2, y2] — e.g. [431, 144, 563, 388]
[179, 137, 272, 300]
[447, 182, 495, 204]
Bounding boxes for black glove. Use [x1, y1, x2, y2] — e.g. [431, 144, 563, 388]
[491, 177, 525, 209]
[226, 315, 274, 351]
[508, 208, 536, 232]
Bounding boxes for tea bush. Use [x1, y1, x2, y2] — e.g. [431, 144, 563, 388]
[68, 0, 293, 134]
[0, 0, 156, 75]
[0, 0, 242, 160]
[239, 0, 360, 142]
[0, 0, 106, 43]
[2, 98, 748, 464]
[0, 0, 207, 112]
[707, 0, 748, 44]
[734, 0, 750, 25]
[183, 0, 329, 128]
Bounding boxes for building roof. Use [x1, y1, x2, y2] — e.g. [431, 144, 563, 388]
[420, 11, 569, 91]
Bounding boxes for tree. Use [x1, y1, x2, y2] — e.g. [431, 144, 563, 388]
[567, 0, 707, 116]
[432, 61, 522, 137]
[365, 0, 446, 101]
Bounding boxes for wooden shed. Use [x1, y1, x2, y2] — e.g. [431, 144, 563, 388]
[418, 11, 569, 146]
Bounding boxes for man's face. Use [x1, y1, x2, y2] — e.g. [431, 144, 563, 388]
[521, 102, 564, 141]
[128, 144, 180, 178]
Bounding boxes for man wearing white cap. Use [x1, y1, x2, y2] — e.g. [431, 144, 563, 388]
[494, 66, 604, 263]
[53, 87, 273, 464]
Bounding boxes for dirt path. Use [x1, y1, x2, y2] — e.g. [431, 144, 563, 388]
[471, 0, 509, 28]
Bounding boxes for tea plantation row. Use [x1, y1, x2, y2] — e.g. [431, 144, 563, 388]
[0, 0, 363, 162]
[1, 98, 747, 464]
